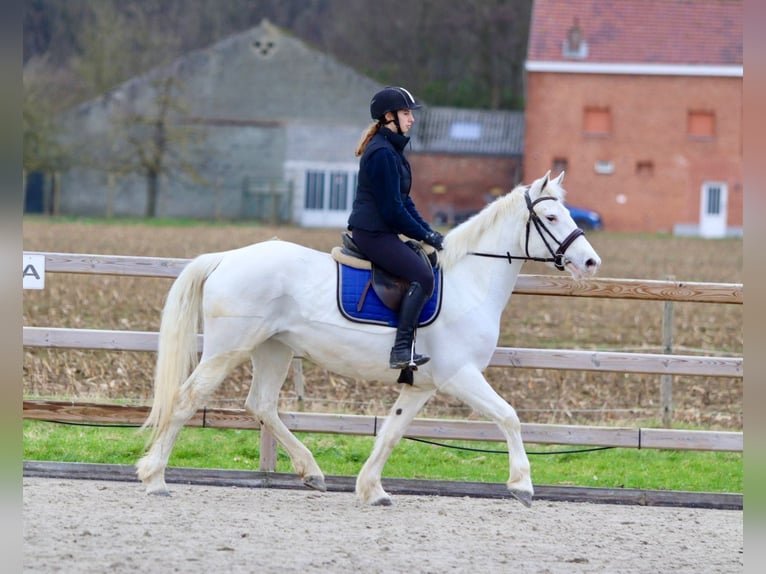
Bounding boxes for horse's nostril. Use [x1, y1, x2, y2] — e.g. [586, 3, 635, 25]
[586, 258, 597, 268]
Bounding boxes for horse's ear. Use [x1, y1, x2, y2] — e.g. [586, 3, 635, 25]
[553, 171, 565, 186]
[528, 171, 551, 199]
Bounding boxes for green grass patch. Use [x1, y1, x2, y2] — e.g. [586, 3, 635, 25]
[23, 420, 742, 493]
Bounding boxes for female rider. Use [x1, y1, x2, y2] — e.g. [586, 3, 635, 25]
[347, 86, 444, 370]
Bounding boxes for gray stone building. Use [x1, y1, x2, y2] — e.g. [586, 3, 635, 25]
[50, 19, 525, 229]
[56, 19, 383, 227]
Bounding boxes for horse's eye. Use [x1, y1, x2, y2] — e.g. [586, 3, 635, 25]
[546, 215, 557, 223]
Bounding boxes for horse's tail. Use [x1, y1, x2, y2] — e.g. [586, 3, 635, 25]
[141, 252, 225, 445]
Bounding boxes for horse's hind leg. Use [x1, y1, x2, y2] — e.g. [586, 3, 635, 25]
[356, 384, 436, 506]
[244, 339, 325, 491]
[137, 352, 245, 495]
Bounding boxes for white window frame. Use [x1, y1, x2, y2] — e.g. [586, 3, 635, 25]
[286, 160, 358, 227]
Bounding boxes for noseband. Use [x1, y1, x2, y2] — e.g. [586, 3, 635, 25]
[469, 190, 584, 270]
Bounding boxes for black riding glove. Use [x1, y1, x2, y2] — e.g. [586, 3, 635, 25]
[424, 230, 444, 251]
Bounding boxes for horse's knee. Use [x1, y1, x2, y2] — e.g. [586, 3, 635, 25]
[503, 411, 521, 432]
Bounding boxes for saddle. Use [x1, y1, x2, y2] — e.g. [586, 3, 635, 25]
[331, 232, 439, 312]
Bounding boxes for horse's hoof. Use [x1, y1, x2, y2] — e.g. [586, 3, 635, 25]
[304, 475, 327, 492]
[508, 489, 533, 508]
[371, 496, 393, 507]
[148, 490, 171, 497]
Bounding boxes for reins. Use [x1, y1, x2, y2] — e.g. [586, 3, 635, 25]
[468, 190, 584, 271]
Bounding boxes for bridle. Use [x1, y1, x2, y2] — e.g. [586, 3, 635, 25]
[468, 189, 584, 271]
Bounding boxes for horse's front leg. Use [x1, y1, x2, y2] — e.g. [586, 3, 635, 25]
[356, 383, 436, 506]
[439, 364, 533, 507]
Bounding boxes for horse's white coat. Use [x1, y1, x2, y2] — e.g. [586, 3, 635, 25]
[136, 172, 601, 506]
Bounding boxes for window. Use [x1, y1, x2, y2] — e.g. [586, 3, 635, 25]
[562, 18, 588, 59]
[583, 107, 611, 136]
[304, 168, 357, 211]
[328, 172, 349, 210]
[594, 160, 614, 175]
[688, 110, 715, 139]
[552, 157, 568, 175]
[636, 160, 654, 176]
[706, 184, 722, 215]
[304, 171, 325, 209]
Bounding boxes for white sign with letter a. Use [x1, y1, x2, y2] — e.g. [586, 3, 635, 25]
[23, 254, 45, 289]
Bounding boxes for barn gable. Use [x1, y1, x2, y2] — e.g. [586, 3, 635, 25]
[55, 19, 383, 224]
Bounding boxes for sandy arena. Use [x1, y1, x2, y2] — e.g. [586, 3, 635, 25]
[23, 477, 742, 573]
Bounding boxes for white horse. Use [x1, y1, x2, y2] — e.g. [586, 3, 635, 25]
[136, 171, 601, 507]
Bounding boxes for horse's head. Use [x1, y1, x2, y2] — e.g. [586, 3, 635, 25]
[522, 171, 601, 278]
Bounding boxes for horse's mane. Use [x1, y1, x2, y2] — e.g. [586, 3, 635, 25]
[439, 180, 564, 270]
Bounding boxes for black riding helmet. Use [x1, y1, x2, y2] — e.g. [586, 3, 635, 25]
[370, 86, 422, 134]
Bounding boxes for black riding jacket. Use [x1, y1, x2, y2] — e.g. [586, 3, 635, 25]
[347, 128, 433, 240]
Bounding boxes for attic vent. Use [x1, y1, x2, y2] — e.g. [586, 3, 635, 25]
[449, 122, 481, 140]
[563, 18, 588, 59]
[251, 32, 279, 59]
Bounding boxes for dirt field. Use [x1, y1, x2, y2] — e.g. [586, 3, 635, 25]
[23, 476, 743, 574]
[22, 219, 743, 429]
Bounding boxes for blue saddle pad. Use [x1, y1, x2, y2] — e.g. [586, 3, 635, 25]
[336, 264, 442, 327]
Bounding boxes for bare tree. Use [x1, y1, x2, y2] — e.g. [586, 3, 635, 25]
[109, 75, 208, 218]
[23, 55, 72, 211]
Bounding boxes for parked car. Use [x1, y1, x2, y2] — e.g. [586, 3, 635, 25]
[565, 204, 603, 230]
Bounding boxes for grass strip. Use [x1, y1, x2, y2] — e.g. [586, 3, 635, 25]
[23, 420, 742, 493]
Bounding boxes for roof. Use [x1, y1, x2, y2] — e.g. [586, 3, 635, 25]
[409, 107, 524, 156]
[527, 0, 742, 67]
[65, 19, 383, 127]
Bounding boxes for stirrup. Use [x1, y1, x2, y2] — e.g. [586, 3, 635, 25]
[389, 342, 430, 370]
[389, 354, 429, 370]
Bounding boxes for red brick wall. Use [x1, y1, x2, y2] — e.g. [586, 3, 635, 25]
[523, 72, 743, 233]
[408, 154, 522, 225]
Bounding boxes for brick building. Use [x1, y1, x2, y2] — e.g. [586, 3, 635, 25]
[524, 0, 743, 236]
[408, 107, 524, 225]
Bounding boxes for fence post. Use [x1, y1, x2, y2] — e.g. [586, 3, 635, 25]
[661, 275, 675, 427]
[290, 358, 305, 411]
[259, 427, 278, 472]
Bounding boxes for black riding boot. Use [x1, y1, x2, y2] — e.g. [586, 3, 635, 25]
[389, 281, 431, 369]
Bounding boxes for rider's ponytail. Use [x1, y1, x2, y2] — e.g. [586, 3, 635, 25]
[355, 122, 381, 157]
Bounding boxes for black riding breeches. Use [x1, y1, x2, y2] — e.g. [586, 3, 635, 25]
[350, 229, 435, 296]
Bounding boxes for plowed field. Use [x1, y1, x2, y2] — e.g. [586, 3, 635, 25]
[23, 219, 742, 429]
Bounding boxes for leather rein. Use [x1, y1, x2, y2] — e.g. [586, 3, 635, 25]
[468, 190, 584, 271]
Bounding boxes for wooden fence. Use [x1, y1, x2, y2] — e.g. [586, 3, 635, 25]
[22, 251, 743, 470]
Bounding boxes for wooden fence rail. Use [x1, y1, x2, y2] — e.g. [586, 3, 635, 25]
[22, 400, 743, 452]
[22, 326, 743, 378]
[25, 251, 744, 303]
[22, 251, 744, 465]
